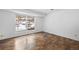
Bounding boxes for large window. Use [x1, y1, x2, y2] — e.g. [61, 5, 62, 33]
[16, 16, 26, 31]
[27, 16, 35, 30]
[16, 16, 35, 31]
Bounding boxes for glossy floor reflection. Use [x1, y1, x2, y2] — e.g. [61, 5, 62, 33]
[0, 32, 79, 50]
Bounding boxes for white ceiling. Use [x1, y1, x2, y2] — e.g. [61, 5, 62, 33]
[1, 9, 53, 17]
[26, 9, 52, 15]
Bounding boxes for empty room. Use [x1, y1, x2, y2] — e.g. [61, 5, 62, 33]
[0, 9, 79, 50]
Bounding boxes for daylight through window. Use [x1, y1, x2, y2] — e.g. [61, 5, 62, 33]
[16, 16, 35, 31]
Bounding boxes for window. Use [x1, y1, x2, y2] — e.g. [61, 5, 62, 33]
[16, 16, 26, 31]
[16, 16, 35, 31]
[27, 16, 35, 30]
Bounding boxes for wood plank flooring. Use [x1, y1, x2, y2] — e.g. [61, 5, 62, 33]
[34, 32, 79, 50]
[0, 32, 79, 50]
[0, 38, 15, 50]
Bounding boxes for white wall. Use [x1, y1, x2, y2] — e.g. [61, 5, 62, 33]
[43, 9, 79, 41]
[0, 11, 16, 39]
[0, 10, 43, 40]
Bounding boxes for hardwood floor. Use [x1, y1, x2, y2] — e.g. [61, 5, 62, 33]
[0, 32, 79, 50]
[0, 38, 15, 50]
[34, 32, 79, 50]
